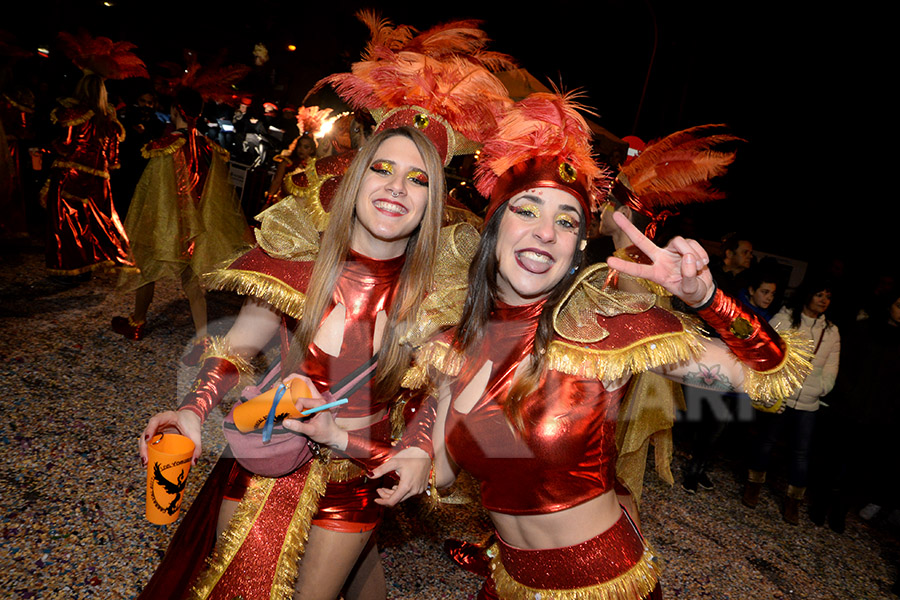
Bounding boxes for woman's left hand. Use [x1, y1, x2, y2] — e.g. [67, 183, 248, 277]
[281, 375, 349, 451]
[370, 447, 432, 506]
[606, 211, 715, 307]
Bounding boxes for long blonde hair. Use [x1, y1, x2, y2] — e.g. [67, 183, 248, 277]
[284, 126, 445, 402]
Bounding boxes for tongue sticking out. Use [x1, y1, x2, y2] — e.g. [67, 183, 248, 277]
[516, 250, 554, 274]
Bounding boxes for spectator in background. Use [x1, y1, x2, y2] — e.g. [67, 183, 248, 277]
[809, 285, 900, 532]
[742, 273, 840, 525]
[711, 232, 754, 295]
[739, 267, 780, 320]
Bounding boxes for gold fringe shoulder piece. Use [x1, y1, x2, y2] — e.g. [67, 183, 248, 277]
[202, 264, 308, 320]
[548, 310, 707, 382]
[253, 194, 322, 261]
[741, 326, 814, 409]
[410, 340, 465, 382]
[50, 105, 94, 127]
[489, 541, 662, 600]
[400, 222, 480, 347]
[199, 336, 255, 380]
[141, 135, 186, 159]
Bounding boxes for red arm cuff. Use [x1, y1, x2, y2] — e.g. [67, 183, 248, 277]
[177, 357, 240, 422]
[695, 288, 785, 372]
[396, 392, 437, 459]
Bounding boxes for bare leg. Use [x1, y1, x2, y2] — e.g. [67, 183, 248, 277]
[133, 282, 155, 323]
[343, 536, 386, 600]
[181, 267, 207, 337]
[293, 526, 385, 600]
[217, 498, 240, 538]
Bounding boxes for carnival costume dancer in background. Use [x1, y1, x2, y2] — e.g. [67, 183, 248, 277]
[136, 16, 512, 600]
[42, 32, 149, 281]
[399, 92, 809, 599]
[112, 86, 251, 342]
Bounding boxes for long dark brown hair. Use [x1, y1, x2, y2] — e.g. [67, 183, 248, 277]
[453, 199, 586, 430]
[283, 126, 446, 402]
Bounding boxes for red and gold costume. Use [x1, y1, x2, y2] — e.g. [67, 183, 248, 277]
[41, 101, 131, 275]
[412, 261, 810, 599]
[117, 129, 249, 290]
[260, 151, 356, 228]
[416, 265, 703, 599]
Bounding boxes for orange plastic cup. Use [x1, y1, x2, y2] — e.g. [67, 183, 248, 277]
[145, 433, 195, 525]
[231, 378, 312, 433]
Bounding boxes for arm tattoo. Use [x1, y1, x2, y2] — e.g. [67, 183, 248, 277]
[682, 362, 735, 392]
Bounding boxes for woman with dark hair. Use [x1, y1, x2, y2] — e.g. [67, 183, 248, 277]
[263, 133, 318, 210]
[301, 93, 807, 600]
[112, 87, 250, 341]
[41, 73, 131, 281]
[741, 275, 840, 524]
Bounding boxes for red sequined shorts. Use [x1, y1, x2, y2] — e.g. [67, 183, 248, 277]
[485, 511, 662, 599]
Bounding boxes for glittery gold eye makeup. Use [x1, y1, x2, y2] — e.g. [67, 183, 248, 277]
[555, 213, 578, 230]
[370, 161, 393, 174]
[509, 203, 540, 218]
[407, 169, 429, 187]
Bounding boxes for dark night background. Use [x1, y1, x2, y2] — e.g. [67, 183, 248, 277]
[6, 0, 896, 273]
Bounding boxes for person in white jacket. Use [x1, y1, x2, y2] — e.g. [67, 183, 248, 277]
[741, 275, 840, 524]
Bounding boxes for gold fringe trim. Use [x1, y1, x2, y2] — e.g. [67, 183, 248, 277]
[188, 475, 277, 598]
[200, 336, 256, 381]
[324, 456, 366, 483]
[3, 94, 34, 113]
[51, 159, 110, 179]
[547, 313, 706, 381]
[202, 267, 308, 320]
[489, 542, 662, 600]
[141, 136, 185, 159]
[406, 341, 465, 388]
[46, 260, 116, 276]
[269, 460, 329, 600]
[741, 326, 814, 410]
[50, 106, 93, 127]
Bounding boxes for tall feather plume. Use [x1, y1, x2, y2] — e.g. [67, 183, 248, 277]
[295, 106, 334, 137]
[57, 30, 148, 80]
[310, 12, 515, 145]
[475, 91, 609, 209]
[620, 124, 743, 207]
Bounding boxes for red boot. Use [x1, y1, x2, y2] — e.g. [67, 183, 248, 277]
[111, 316, 146, 341]
[444, 536, 494, 577]
[182, 336, 212, 366]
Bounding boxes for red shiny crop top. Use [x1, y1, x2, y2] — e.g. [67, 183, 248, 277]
[299, 250, 405, 419]
[444, 301, 625, 515]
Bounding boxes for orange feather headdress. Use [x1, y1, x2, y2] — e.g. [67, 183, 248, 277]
[294, 105, 334, 138]
[476, 91, 612, 224]
[614, 124, 744, 238]
[311, 12, 515, 165]
[57, 30, 148, 80]
[156, 50, 250, 103]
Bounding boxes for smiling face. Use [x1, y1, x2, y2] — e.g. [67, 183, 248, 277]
[350, 134, 430, 259]
[749, 282, 777, 309]
[804, 289, 832, 318]
[494, 187, 583, 305]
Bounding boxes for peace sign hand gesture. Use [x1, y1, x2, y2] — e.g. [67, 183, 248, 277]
[605, 211, 715, 307]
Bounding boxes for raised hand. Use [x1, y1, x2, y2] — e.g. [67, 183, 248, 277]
[606, 211, 715, 307]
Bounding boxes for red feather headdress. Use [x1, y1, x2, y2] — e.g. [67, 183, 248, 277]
[156, 51, 250, 103]
[615, 124, 744, 238]
[295, 105, 334, 137]
[311, 12, 515, 165]
[57, 30, 148, 80]
[476, 91, 611, 224]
